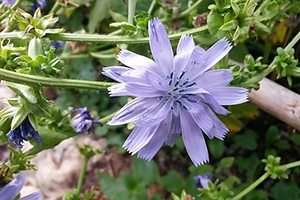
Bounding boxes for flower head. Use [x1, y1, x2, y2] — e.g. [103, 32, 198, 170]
[194, 173, 213, 189]
[50, 40, 64, 51]
[103, 19, 248, 166]
[71, 107, 102, 133]
[1, 0, 15, 6]
[32, 0, 46, 11]
[0, 173, 43, 200]
[7, 117, 43, 149]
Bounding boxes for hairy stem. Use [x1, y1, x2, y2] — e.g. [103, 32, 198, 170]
[77, 156, 89, 194]
[0, 68, 115, 90]
[0, 0, 22, 22]
[0, 25, 208, 43]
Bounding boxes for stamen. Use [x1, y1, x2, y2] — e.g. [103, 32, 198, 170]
[179, 72, 185, 80]
[186, 82, 196, 88]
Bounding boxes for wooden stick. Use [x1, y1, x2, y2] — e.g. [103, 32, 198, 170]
[249, 78, 300, 130]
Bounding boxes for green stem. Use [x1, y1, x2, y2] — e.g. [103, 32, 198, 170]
[243, 30, 300, 87]
[0, 25, 208, 43]
[0, 0, 22, 22]
[148, 0, 156, 14]
[0, 68, 115, 90]
[128, 0, 137, 24]
[77, 156, 89, 194]
[233, 159, 300, 200]
[179, 0, 203, 18]
[100, 111, 117, 124]
[232, 172, 269, 200]
[262, 40, 271, 64]
[50, 1, 61, 15]
[282, 160, 300, 169]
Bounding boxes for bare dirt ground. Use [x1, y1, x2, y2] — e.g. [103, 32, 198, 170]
[0, 82, 132, 200]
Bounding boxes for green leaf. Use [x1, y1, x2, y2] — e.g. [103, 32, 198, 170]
[222, 175, 240, 189]
[234, 129, 257, 150]
[208, 138, 225, 159]
[98, 173, 133, 200]
[216, 157, 235, 173]
[132, 156, 158, 185]
[109, 10, 127, 22]
[271, 181, 300, 200]
[219, 20, 236, 31]
[6, 82, 37, 104]
[189, 164, 213, 177]
[244, 189, 268, 200]
[291, 134, 300, 146]
[88, 0, 111, 33]
[110, 22, 137, 34]
[265, 125, 278, 143]
[11, 107, 29, 130]
[158, 171, 185, 195]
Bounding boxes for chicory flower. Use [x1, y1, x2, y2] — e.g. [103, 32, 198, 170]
[7, 117, 43, 149]
[194, 173, 213, 189]
[103, 19, 248, 166]
[0, 173, 43, 200]
[70, 107, 102, 133]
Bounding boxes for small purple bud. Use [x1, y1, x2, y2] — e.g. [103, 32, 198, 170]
[50, 40, 64, 51]
[7, 117, 43, 149]
[194, 172, 213, 189]
[32, 0, 46, 11]
[70, 107, 102, 133]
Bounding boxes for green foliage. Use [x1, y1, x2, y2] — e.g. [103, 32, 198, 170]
[77, 144, 103, 159]
[14, 8, 63, 37]
[271, 181, 300, 200]
[98, 156, 161, 200]
[262, 155, 289, 179]
[274, 47, 300, 85]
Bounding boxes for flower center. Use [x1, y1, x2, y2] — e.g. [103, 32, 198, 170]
[164, 71, 197, 110]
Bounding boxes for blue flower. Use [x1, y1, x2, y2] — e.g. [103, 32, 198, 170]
[1, 0, 15, 6]
[0, 0, 46, 10]
[50, 40, 64, 51]
[7, 117, 43, 149]
[31, 0, 46, 11]
[0, 173, 43, 200]
[71, 107, 102, 133]
[103, 19, 248, 166]
[194, 173, 213, 189]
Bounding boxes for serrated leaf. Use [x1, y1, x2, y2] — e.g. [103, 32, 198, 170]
[110, 22, 136, 34]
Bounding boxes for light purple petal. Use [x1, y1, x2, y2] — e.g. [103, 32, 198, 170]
[196, 69, 233, 88]
[206, 87, 248, 105]
[137, 112, 172, 161]
[108, 97, 160, 125]
[122, 70, 169, 91]
[205, 38, 232, 71]
[123, 125, 159, 155]
[206, 107, 228, 140]
[108, 83, 131, 97]
[102, 66, 132, 82]
[125, 82, 165, 97]
[180, 108, 209, 166]
[117, 50, 158, 70]
[177, 35, 195, 55]
[165, 133, 180, 147]
[136, 99, 172, 127]
[173, 35, 195, 76]
[0, 173, 25, 200]
[148, 19, 173, 75]
[202, 93, 230, 115]
[183, 46, 207, 78]
[20, 192, 44, 200]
